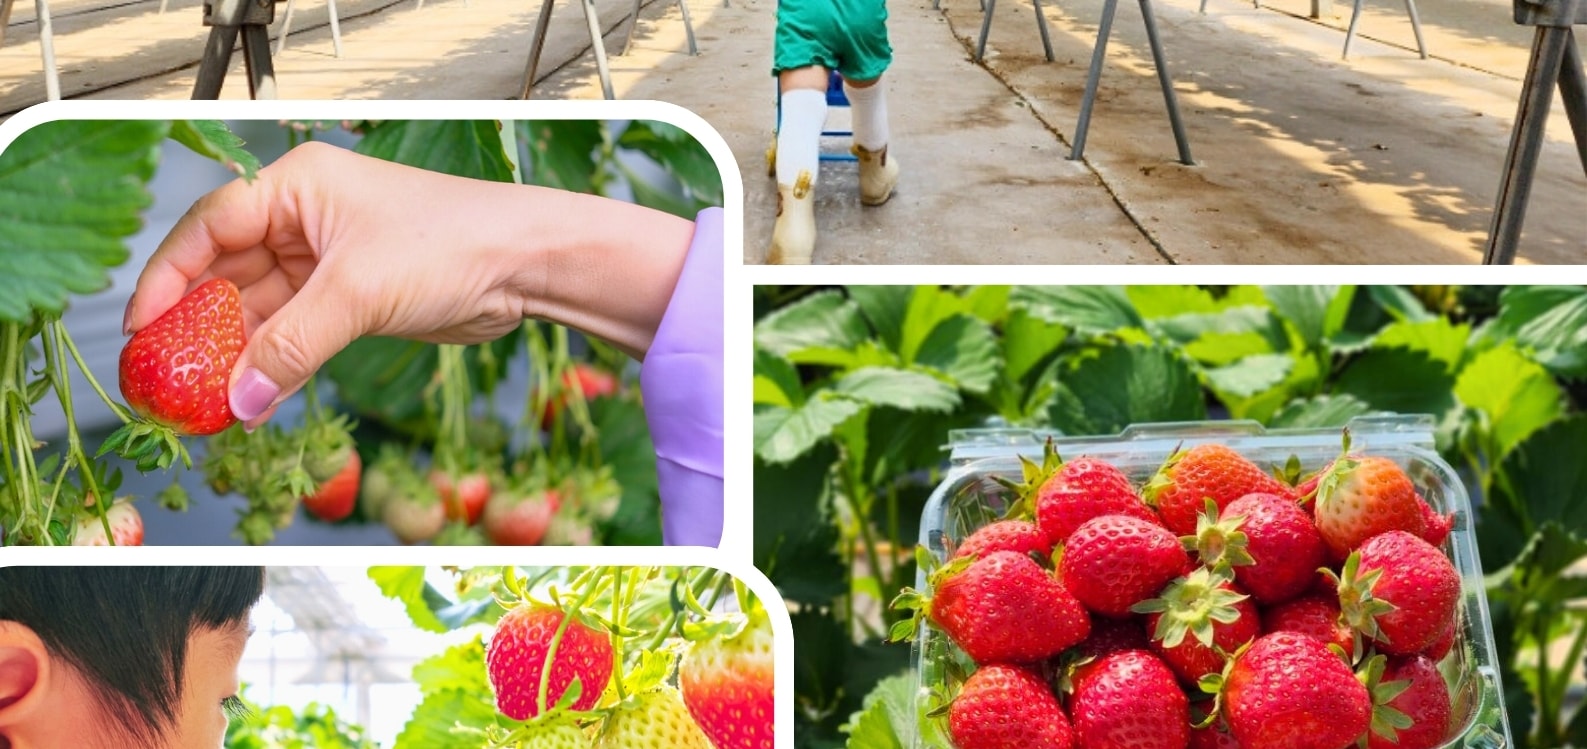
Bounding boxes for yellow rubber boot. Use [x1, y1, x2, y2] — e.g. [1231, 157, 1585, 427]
[767, 171, 815, 265]
[854, 144, 900, 206]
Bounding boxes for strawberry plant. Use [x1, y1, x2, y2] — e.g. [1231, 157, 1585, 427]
[363, 565, 773, 749]
[753, 285, 1587, 748]
[0, 117, 718, 547]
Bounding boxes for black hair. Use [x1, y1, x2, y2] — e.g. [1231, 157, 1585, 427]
[0, 567, 265, 745]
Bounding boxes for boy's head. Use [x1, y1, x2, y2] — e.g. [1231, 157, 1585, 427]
[0, 567, 265, 749]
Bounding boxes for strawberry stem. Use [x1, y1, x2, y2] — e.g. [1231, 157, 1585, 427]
[42, 319, 109, 544]
[610, 566, 629, 702]
[535, 567, 612, 717]
[53, 319, 132, 424]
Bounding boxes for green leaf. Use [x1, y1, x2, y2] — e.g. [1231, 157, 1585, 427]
[1268, 394, 1376, 429]
[1126, 285, 1225, 318]
[899, 286, 971, 364]
[1334, 347, 1458, 420]
[622, 161, 702, 219]
[914, 314, 1000, 395]
[168, 120, 261, 180]
[754, 395, 865, 465]
[1011, 286, 1144, 335]
[1149, 306, 1287, 350]
[1490, 416, 1587, 565]
[1455, 343, 1564, 460]
[1365, 286, 1436, 322]
[1182, 331, 1279, 367]
[616, 120, 722, 205]
[1483, 286, 1587, 378]
[833, 367, 960, 413]
[391, 687, 502, 749]
[841, 672, 915, 749]
[754, 448, 846, 604]
[1204, 353, 1295, 398]
[0, 120, 167, 323]
[520, 120, 603, 193]
[1049, 344, 1207, 435]
[356, 121, 515, 182]
[754, 290, 870, 360]
[325, 335, 519, 433]
[368, 566, 450, 633]
[753, 348, 804, 408]
[847, 286, 912, 353]
[590, 396, 662, 546]
[1002, 307, 1069, 383]
[1263, 285, 1355, 347]
[1372, 318, 1472, 372]
[411, 637, 492, 694]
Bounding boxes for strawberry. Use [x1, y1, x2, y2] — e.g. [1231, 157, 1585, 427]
[540, 363, 620, 430]
[1333, 531, 1459, 656]
[1000, 442, 1155, 547]
[1189, 723, 1242, 749]
[430, 469, 491, 525]
[1309, 454, 1425, 561]
[1221, 632, 1370, 749]
[952, 519, 1051, 560]
[680, 608, 774, 749]
[1135, 569, 1261, 685]
[358, 445, 405, 521]
[543, 513, 596, 546]
[1262, 594, 1354, 658]
[486, 603, 614, 721]
[382, 478, 446, 545]
[483, 489, 560, 546]
[593, 686, 713, 749]
[1417, 493, 1453, 548]
[118, 278, 245, 436]
[1074, 615, 1152, 660]
[1067, 649, 1190, 749]
[899, 550, 1091, 664]
[1144, 444, 1296, 537]
[518, 716, 593, 749]
[1061, 514, 1189, 618]
[1422, 617, 1457, 662]
[1366, 655, 1451, 749]
[948, 664, 1073, 749]
[1208, 493, 1326, 605]
[71, 500, 144, 546]
[302, 448, 361, 522]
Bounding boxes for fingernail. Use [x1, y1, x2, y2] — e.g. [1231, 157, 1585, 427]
[230, 368, 280, 422]
[122, 295, 135, 336]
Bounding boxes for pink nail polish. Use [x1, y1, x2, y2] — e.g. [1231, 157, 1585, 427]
[230, 368, 280, 422]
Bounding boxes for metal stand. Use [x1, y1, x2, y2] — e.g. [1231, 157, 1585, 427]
[620, 0, 695, 56]
[519, 0, 614, 99]
[1070, 0, 1194, 164]
[1484, 0, 1587, 263]
[192, 0, 282, 98]
[275, 0, 343, 57]
[974, 0, 1054, 62]
[0, 0, 63, 100]
[1342, 0, 1427, 59]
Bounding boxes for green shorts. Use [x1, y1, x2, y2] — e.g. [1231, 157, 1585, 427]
[773, 0, 893, 82]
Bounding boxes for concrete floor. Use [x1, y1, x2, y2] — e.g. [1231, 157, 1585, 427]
[0, 0, 1583, 261]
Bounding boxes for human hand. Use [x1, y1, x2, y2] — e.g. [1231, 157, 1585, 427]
[125, 141, 695, 428]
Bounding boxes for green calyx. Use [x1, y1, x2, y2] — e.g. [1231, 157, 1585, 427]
[1140, 443, 1188, 508]
[887, 545, 974, 644]
[1357, 654, 1414, 748]
[1327, 552, 1397, 657]
[992, 437, 1064, 521]
[96, 419, 192, 473]
[1184, 498, 1255, 572]
[1304, 429, 1360, 509]
[1132, 566, 1250, 650]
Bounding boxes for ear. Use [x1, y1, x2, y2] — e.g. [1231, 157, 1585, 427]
[0, 622, 50, 728]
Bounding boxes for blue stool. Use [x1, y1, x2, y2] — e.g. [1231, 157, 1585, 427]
[766, 70, 858, 177]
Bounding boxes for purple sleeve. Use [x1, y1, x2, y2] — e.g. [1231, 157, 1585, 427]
[639, 207, 725, 547]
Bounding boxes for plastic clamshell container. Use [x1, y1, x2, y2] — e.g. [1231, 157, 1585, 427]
[910, 415, 1511, 749]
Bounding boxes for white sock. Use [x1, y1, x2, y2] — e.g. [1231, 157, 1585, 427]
[776, 89, 827, 186]
[843, 80, 890, 151]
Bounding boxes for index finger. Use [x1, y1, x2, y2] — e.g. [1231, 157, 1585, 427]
[126, 174, 276, 332]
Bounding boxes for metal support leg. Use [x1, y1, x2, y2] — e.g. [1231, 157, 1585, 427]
[579, 0, 615, 99]
[275, 0, 295, 54]
[1404, 0, 1427, 58]
[1484, 27, 1571, 263]
[0, 0, 16, 50]
[1562, 30, 1587, 176]
[677, 0, 696, 56]
[1343, 0, 1364, 58]
[519, 0, 555, 98]
[976, 0, 996, 59]
[1070, 0, 1120, 160]
[34, 0, 60, 101]
[1141, 0, 1194, 164]
[1032, 0, 1054, 62]
[240, 22, 277, 97]
[327, 0, 342, 56]
[193, 25, 241, 98]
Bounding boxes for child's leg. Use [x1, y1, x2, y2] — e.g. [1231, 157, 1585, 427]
[842, 76, 888, 152]
[769, 66, 828, 265]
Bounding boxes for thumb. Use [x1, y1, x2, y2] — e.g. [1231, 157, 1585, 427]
[229, 279, 363, 425]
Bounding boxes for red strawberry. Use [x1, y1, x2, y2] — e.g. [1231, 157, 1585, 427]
[1136, 569, 1261, 685]
[483, 489, 559, 546]
[119, 278, 245, 436]
[1144, 444, 1296, 537]
[1334, 531, 1459, 656]
[1222, 632, 1370, 749]
[680, 609, 775, 749]
[918, 550, 1091, 664]
[486, 603, 614, 720]
[1075, 616, 1152, 660]
[303, 449, 361, 522]
[430, 469, 491, 525]
[1189, 723, 1242, 749]
[1213, 492, 1326, 605]
[1262, 594, 1354, 658]
[72, 500, 144, 546]
[953, 519, 1051, 560]
[1012, 443, 1156, 547]
[1067, 649, 1190, 749]
[1422, 617, 1457, 662]
[1061, 514, 1189, 618]
[1310, 455, 1425, 561]
[1417, 494, 1453, 548]
[949, 664, 1073, 749]
[540, 363, 619, 429]
[1366, 655, 1451, 749]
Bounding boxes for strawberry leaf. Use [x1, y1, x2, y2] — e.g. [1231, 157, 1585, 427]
[168, 120, 262, 181]
[620, 649, 676, 696]
[839, 672, 914, 749]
